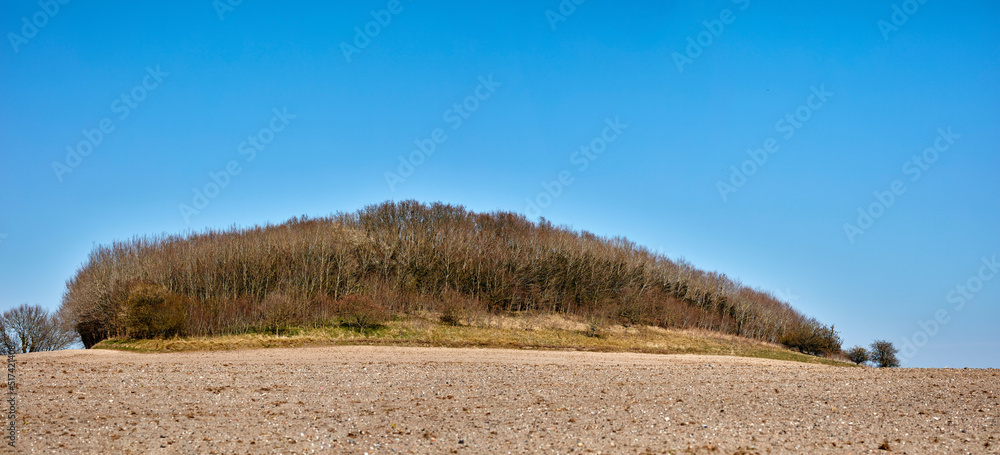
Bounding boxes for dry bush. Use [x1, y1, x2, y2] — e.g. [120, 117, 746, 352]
[254, 292, 303, 335]
[438, 302, 463, 326]
[58, 200, 833, 349]
[123, 284, 188, 339]
[437, 289, 486, 326]
[336, 295, 389, 330]
[582, 306, 613, 338]
[615, 302, 644, 327]
[309, 294, 339, 326]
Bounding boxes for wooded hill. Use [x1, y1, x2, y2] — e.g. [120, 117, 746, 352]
[59, 200, 841, 355]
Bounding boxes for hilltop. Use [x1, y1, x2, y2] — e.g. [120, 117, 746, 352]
[59, 200, 841, 358]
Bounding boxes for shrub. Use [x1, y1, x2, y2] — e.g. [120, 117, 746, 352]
[846, 345, 870, 365]
[123, 284, 188, 339]
[616, 302, 645, 327]
[438, 290, 475, 326]
[869, 340, 900, 368]
[616, 294, 655, 328]
[779, 318, 842, 356]
[256, 292, 302, 335]
[438, 309, 461, 326]
[337, 296, 389, 330]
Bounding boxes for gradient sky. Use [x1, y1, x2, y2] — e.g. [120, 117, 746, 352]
[2, 1, 998, 367]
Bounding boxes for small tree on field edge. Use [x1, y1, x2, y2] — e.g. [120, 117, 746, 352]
[869, 340, 900, 368]
[846, 345, 870, 365]
[0, 304, 78, 354]
[779, 318, 842, 356]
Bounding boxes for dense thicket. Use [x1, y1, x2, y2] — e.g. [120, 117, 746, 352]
[59, 200, 840, 353]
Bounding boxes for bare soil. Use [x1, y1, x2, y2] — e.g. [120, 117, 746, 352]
[9, 346, 999, 454]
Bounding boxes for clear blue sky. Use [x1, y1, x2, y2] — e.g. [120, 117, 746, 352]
[2, 1, 998, 367]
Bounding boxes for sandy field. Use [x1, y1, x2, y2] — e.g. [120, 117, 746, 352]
[7, 346, 998, 454]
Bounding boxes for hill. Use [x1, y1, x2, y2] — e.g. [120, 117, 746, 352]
[58, 200, 841, 356]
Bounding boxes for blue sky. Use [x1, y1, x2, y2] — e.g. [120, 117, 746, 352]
[1, 1, 998, 367]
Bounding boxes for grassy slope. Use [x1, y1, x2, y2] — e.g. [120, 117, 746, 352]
[94, 313, 851, 367]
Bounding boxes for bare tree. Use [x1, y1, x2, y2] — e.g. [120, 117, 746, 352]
[0, 321, 14, 355]
[0, 304, 78, 354]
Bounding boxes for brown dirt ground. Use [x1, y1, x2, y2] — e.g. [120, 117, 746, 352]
[7, 346, 999, 454]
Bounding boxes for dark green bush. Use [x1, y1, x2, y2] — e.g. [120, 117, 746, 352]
[76, 319, 107, 349]
[846, 345, 870, 365]
[617, 302, 645, 327]
[780, 318, 842, 356]
[869, 340, 900, 368]
[123, 284, 188, 339]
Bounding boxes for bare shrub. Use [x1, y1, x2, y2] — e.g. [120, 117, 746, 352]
[336, 295, 389, 330]
[0, 304, 78, 353]
[616, 301, 645, 328]
[309, 294, 339, 327]
[437, 289, 486, 326]
[255, 292, 302, 335]
[188, 296, 255, 336]
[583, 321, 601, 338]
[582, 306, 612, 338]
[870, 340, 900, 368]
[437, 292, 466, 326]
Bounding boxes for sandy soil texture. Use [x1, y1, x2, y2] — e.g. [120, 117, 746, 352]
[8, 346, 998, 454]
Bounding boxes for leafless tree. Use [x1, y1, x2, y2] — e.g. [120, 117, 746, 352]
[0, 304, 78, 353]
